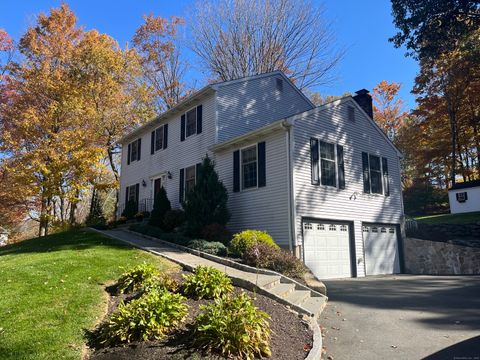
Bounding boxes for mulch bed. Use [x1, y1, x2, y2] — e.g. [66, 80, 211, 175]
[86, 271, 313, 360]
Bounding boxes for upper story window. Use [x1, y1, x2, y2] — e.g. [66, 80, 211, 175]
[233, 142, 266, 193]
[242, 145, 258, 189]
[320, 141, 336, 187]
[181, 105, 203, 141]
[151, 124, 168, 154]
[362, 152, 389, 196]
[310, 138, 345, 189]
[127, 138, 141, 165]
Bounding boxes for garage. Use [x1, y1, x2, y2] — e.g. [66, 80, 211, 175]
[363, 224, 401, 275]
[303, 220, 353, 279]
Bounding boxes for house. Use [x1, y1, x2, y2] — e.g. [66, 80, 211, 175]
[118, 71, 405, 279]
[448, 180, 480, 214]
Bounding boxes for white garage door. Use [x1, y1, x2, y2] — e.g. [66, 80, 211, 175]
[303, 221, 351, 279]
[363, 224, 400, 275]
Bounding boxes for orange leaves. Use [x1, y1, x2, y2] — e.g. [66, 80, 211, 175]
[372, 80, 408, 141]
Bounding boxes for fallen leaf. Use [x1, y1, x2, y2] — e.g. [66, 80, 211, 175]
[303, 344, 312, 352]
[391, 345, 398, 349]
[327, 355, 334, 360]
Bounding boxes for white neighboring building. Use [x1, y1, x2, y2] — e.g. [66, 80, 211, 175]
[118, 71, 405, 279]
[0, 227, 8, 246]
[448, 180, 480, 214]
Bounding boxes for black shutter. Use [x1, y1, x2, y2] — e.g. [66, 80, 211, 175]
[181, 114, 186, 141]
[196, 105, 203, 134]
[310, 138, 319, 185]
[233, 150, 240, 192]
[137, 138, 141, 161]
[179, 168, 184, 203]
[125, 186, 129, 205]
[337, 145, 345, 189]
[163, 123, 168, 149]
[127, 143, 131, 165]
[135, 183, 140, 212]
[151, 131, 155, 154]
[258, 142, 266, 187]
[382, 157, 389, 196]
[465, 192, 469, 200]
[362, 152, 370, 193]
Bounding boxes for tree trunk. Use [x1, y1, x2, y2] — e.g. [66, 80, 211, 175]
[447, 98, 457, 185]
[69, 189, 80, 226]
[107, 145, 120, 221]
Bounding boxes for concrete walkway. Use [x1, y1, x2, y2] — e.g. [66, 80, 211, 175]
[96, 228, 326, 318]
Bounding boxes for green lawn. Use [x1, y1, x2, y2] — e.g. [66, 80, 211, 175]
[415, 211, 480, 225]
[0, 229, 177, 360]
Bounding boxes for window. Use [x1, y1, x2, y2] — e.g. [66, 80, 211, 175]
[304, 223, 313, 230]
[128, 138, 141, 164]
[317, 224, 325, 230]
[369, 154, 383, 194]
[320, 141, 336, 187]
[363, 226, 369, 232]
[362, 152, 389, 196]
[381, 227, 387, 233]
[186, 108, 197, 138]
[372, 227, 378, 233]
[311, 139, 345, 188]
[340, 225, 348, 232]
[329, 224, 336, 231]
[389, 228, 395, 234]
[127, 185, 137, 203]
[155, 126, 164, 150]
[185, 165, 196, 194]
[242, 145, 257, 189]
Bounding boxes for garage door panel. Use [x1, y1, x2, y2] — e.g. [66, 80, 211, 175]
[364, 224, 400, 275]
[303, 221, 351, 279]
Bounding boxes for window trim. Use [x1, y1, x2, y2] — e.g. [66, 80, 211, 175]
[184, 164, 197, 195]
[128, 138, 141, 163]
[154, 125, 164, 152]
[185, 107, 197, 139]
[367, 153, 383, 195]
[126, 184, 138, 203]
[319, 140, 337, 188]
[240, 143, 259, 191]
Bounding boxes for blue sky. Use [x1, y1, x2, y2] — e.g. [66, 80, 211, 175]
[0, 0, 418, 109]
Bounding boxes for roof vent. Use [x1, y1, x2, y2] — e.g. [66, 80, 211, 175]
[276, 78, 283, 92]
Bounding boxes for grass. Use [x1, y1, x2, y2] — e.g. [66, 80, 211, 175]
[0, 229, 178, 360]
[415, 212, 480, 225]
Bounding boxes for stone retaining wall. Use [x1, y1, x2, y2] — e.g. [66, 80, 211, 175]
[404, 237, 480, 275]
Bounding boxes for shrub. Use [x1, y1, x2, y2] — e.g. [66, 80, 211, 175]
[134, 212, 145, 222]
[183, 156, 230, 237]
[117, 216, 127, 225]
[121, 200, 138, 220]
[116, 263, 160, 294]
[163, 209, 185, 232]
[188, 239, 227, 256]
[243, 243, 306, 279]
[201, 223, 231, 245]
[149, 187, 171, 228]
[143, 273, 180, 294]
[230, 230, 279, 258]
[182, 265, 233, 300]
[193, 292, 271, 358]
[100, 288, 188, 345]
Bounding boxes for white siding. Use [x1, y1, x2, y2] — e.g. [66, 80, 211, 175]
[448, 187, 480, 214]
[216, 75, 313, 142]
[292, 99, 403, 277]
[119, 94, 216, 212]
[215, 130, 291, 247]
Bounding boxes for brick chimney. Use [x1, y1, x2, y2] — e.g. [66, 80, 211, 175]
[353, 89, 373, 118]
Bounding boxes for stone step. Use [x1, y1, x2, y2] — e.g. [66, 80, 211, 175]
[300, 296, 328, 318]
[256, 275, 281, 289]
[268, 283, 296, 298]
[284, 290, 311, 305]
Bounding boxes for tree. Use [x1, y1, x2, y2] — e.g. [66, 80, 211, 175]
[190, 0, 342, 90]
[183, 156, 230, 237]
[133, 14, 189, 112]
[0, 29, 13, 81]
[372, 80, 408, 142]
[390, 0, 480, 60]
[149, 187, 171, 227]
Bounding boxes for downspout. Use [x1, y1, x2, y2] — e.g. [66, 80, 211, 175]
[282, 120, 295, 253]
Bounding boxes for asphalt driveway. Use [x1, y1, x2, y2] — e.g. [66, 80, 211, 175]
[320, 275, 480, 360]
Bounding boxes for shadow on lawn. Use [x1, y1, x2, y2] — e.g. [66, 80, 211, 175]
[0, 229, 130, 257]
[324, 275, 480, 330]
